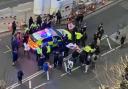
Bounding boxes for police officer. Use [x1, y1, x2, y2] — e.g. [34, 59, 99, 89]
[30, 22, 38, 33]
[75, 32, 83, 45]
[46, 45, 51, 60]
[36, 46, 42, 61]
[81, 31, 87, 46]
[63, 34, 69, 45]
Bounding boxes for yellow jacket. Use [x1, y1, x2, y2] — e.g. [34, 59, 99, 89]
[75, 32, 83, 40]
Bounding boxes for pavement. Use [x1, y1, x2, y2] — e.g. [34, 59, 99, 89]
[0, 0, 33, 9]
[0, 0, 128, 89]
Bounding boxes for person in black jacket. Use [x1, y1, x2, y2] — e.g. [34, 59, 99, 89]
[58, 53, 63, 69]
[17, 70, 24, 83]
[29, 16, 33, 28]
[12, 21, 17, 35]
[53, 51, 59, 68]
[36, 15, 42, 28]
[120, 36, 126, 47]
[56, 10, 62, 24]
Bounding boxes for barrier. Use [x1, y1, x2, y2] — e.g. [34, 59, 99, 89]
[90, 3, 96, 11]
[101, 0, 106, 5]
[0, 16, 16, 20]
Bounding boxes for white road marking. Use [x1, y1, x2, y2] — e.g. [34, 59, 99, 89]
[3, 50, 11, 53]
[33, 83, 47, 89]
[6, 35, 125, 89]
[101, 35, 108, 40]
[6, 70, 44, 89]
[3, 45, 11, 53]
[126, 55, 128, 60]
[29, 80, 32, 89]
[33, 66, 81, 89]
[61, 66, 80, 77]
[101, 45, 121, 57]
[106, 38, 112, 50]
[6, 45, 11, 50]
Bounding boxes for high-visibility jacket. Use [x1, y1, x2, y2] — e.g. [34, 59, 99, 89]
[83, 45, 94, 53]
[62, 30, 72, 40]
[46, 46, 51, 53]
[48, 41, 53, 46]
[75, 32, 83, 40]
[36, 40, 42, 46]
[25, 27, 30, 33]
[36, 47, 42, 55]
[30, 23, 37, 29]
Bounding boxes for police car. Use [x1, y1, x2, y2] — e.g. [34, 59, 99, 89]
[28, 28, 69, 50]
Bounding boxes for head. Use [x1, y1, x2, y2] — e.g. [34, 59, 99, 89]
[100, 23, 103, 26]
[13, 21, 16, 24]
[30, 16, 33, 19]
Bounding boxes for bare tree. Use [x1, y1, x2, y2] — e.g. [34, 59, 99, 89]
[95, 55, 128, 89]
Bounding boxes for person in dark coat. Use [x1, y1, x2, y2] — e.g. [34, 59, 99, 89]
[79, 51, 86, 66]
[41, 19, 47, 29]
[63, 34, 69, 45]
[12, 48, 18, 66]
[80, 23, 87, 34]
[98, 23, 103, 31]
[79, 12, 84, 24]
[46, 19, 52, 28]
[29, 16, 33, 28]
[36, 15, 42, 28]
[120, 36, 126, 46]
[12, 21, 17, 35]
[17, 70, 24, 83]
[56, 10, 62, 24]
[53, 51, 59, 68]
[38, 55, 46, 70]
[58, 53, 63, 69]
[97, 23, 104, 39]
[93, 33, 98, 44]
[11, 35, 18, 51]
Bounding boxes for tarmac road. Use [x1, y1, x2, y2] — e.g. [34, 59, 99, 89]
[0, 0, 128, 89]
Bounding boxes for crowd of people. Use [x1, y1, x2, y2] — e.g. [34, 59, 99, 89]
[10, 8, 127, 83]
